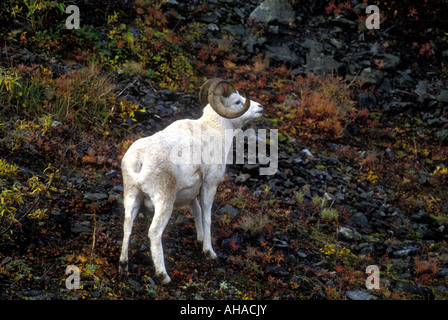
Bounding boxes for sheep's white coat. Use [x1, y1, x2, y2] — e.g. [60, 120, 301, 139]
[119, 92, 263, 283]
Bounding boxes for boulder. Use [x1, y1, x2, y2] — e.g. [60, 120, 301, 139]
[249, 0, 296, 25]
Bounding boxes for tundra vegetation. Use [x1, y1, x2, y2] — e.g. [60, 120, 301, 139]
[0, 0, 448, 300]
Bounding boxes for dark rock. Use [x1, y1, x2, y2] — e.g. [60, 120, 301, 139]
[71, 221, 90, 234]
[395, 281, 434, 300]
[222, 235, 242, 250]
[273, 238, 288, 248]
[265, 45, 300, 65]
[218, 204, 239, 217]
[156, 104, 174, 117]
[434, 129, 448, 143]
[397, 70, 416, 88]
[266, 265, 289, 277]
[305, 42, 340, 73]
[411, 211, 435, 224]
[222, 24, 247, 37]
[1, 256, 13, 267]
[357, 91, 377, 109]
[352, 212, 369, 228]
[105, 169, 118, 178]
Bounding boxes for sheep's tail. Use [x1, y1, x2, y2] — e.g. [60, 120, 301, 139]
[121, 154, 144, 197]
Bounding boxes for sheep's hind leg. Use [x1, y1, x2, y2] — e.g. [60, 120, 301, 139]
[119, 191, 143, 273]
[148, 198, 174, 284]
[190, 198, 204, 245]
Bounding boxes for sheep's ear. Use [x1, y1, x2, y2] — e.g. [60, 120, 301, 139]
[238, 91, 251, 112]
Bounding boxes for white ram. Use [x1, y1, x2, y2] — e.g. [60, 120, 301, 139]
[119, 78, 263, 283]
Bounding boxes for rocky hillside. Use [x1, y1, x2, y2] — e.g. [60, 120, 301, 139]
[1, 0, 448, 300]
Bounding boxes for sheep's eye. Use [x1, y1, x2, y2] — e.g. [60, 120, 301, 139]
[235, 100, 242, 105]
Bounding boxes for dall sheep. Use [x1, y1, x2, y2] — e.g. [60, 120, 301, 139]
[119, 78, 263, 283]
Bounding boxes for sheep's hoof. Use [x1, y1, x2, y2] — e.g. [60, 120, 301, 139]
[204, 250, 217, 260]
[155, 272, 171, 284]
[118, 260, 128, 273]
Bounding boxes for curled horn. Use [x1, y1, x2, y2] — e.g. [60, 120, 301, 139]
[199, 78, 250, 119]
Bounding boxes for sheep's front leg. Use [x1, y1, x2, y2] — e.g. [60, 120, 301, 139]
[200, 185, 218, 260]
[190, 198, 204, 245]
[148, 200, 174, 284]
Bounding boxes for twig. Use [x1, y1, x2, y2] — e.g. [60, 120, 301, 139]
[116, 75, 141, 97]
[347, 68, 361, 88]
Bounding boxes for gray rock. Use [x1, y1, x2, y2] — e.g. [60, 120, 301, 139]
[414, 80, 428, 97]
[434, 129, 448, 143]
[105, 169, 118, 178]
[301, 39, 320, 49]
[301, 149, 314, 157]
[436, 89, 448, 102]
[397, 70, 415, 88]
[83, 193, 108, 201]
[361, 68, 383, 85]
[156, 104, 173, 117]
[233, 7, 245, 19]
[1, 256, 13, 266]
[329, 38, 343, 50]
[71, 221, 90, 233]
[393, 246, 419, 258]
[305, 42, 340, 73]
[222, 24, 247, 37]
[333, 16, 357, 27]
[265, 45, 299, 65]
[235, 172, 251, 183]
[353, 3, 368, 14]
[338, 226, 362, 241]
[381, 53, 400, 69]
[244, 35, 267, 53]
[346, 290, 377, 300]
[249, 0, 296, 25]
[207, 23, 219, 31]
[218, 204, 239, 217]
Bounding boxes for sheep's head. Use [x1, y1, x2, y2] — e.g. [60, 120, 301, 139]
[199, 78, 253, 119]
